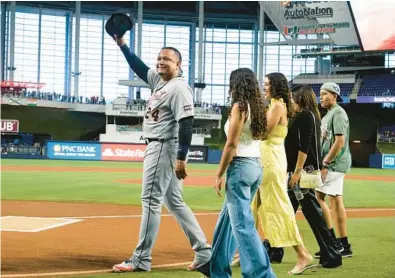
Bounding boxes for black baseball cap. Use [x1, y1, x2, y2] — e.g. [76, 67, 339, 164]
[105, 12, 135, 38]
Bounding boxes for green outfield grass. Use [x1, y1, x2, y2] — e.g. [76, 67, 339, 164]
[1, 159, 395, 210]
[378, 142, 395, 154]
[77, 217, 395, 278]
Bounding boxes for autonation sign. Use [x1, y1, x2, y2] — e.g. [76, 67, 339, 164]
[46, 141, 101, 160]
[284, 1, 333, 20]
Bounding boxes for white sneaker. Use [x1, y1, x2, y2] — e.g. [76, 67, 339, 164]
[112, 260, 135, 272]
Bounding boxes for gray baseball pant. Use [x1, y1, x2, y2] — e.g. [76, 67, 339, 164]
[129, 139, 211, 271]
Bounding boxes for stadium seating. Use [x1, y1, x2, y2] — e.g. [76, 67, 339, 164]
[310, 83, 354, 97]
[292, 74, 356, 96]
[358, 74, 395, 96]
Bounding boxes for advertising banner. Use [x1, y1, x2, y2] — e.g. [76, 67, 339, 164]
[357, 96, 395, 103]
[382, 154, 395, 169]
[46, 141, 101, 160]
[1, 119, 19, 133]
[260, 1, 360, 46]
[45, 141, 209, 163]
[188, 146, 208, 162]
[101, 144, 146, 162]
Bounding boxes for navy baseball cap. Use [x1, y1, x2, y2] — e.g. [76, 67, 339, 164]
[320, 82, 343, 102]
[105, 12, 135, 38]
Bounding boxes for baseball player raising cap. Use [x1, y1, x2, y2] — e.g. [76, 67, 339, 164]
[110, 21, 211, 277]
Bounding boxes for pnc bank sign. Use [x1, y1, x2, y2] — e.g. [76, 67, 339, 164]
[283, 1, 333, 20]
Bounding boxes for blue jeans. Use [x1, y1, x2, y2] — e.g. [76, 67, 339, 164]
[210, 157, 276, 278]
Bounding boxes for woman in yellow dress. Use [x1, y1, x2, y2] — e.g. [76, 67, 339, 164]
[253, 72, 314, 275]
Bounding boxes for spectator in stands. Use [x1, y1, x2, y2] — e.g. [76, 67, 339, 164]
[126, 99, 132, 110]
[13, 138, 20, 145]
[316, 82, 353, 258]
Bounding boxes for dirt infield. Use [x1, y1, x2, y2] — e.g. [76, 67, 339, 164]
[2, 165, 395, 277]
[2, 200, 395, 277]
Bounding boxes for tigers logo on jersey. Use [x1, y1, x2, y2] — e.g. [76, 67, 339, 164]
[148, 90, 168, 106]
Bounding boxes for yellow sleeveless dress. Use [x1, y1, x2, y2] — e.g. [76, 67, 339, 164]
[252, 98, 303, 247]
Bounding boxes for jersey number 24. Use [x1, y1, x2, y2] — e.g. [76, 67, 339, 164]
[145, 107, 160, 122]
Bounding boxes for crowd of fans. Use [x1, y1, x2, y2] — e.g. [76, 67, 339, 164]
[3, 90, 223, 112]
[1, 137, 43, 156]
[194, 102, 222, 114]
[378, 127, 395, 143]
[2, 87, 224, 116]
[125, 99, 147, 111]
[1, 90, 106, 105]
[115, 99, 221, 115]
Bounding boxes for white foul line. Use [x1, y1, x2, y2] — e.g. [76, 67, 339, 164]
[0, 261, 192, 277]
[0, 216, 82, 232]
[68, 212, 220, 219]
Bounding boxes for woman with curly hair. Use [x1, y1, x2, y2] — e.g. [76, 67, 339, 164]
[209, 68, 276, 278]
[251, 73, 315, 275]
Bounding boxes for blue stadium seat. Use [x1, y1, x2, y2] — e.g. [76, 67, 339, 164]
[359, 73, 395, 96]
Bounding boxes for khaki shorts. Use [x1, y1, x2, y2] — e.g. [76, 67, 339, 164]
[316, 171, 345, 196]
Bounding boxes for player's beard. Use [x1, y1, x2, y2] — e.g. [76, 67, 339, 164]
[158, 69, 178, 81]
[157, 70, 168, 79]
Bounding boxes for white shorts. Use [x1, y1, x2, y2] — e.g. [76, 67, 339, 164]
[316, 171, 345, 196]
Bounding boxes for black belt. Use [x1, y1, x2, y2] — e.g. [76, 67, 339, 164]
[144, 138, 177, 145]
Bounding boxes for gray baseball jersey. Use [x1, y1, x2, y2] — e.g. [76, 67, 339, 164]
[143, 69, 194, 139]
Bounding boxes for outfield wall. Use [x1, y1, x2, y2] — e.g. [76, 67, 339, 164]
[45, 141, 212, 163]
[3, 140, 395, 168]
[369, 154, 395, 169]
[1, 141, 221, 163]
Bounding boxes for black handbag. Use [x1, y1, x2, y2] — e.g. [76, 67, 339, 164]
[105, 12, 135, 38]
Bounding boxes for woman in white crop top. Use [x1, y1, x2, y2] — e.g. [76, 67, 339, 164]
[209, 68, 276, 278]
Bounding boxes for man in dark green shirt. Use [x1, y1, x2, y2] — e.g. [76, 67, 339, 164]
[316, 82, 353, 258]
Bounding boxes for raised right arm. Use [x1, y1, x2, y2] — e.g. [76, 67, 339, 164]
[119, 44, 149, 84]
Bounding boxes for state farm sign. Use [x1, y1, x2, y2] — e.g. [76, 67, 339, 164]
[1, 119, 19, 133]
[101, 144, 146, 162]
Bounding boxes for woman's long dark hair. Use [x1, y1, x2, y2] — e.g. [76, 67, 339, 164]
[266, 72, 292, 117]
[291, 84, 321, 120]
[228, 68, 267, 139]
